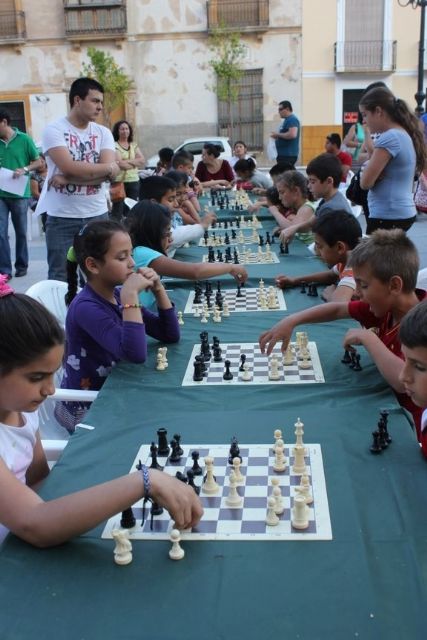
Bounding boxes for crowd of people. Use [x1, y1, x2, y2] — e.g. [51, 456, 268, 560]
[0, 74, 427, 548]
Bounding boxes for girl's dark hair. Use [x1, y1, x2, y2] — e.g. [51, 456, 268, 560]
[265, 186, 281, 206]
[234, 158, 256, 175]
[233, 140, 247, 149]
[359, 87, 426, 172]
[0, 294, 64, 376]
[128, 200, 171, 254]
[139, 175, 176, 201]
[203, 143, 221, 158]
[66, 220, 126, 306]
[276, 170, 312, 200]
[166, 170, 188, 188]
[112, 120, 134, 142]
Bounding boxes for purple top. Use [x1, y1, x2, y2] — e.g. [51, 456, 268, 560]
[61, 284, 179, 391]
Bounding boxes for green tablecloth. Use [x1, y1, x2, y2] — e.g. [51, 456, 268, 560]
[1, 222, 427, 640]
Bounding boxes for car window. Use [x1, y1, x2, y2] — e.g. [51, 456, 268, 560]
[180, 141, 225, 155]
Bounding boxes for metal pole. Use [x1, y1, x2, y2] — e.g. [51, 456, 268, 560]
[415, 0, 427, 115]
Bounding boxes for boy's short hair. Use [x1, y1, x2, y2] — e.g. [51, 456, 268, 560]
[279, 100, 293, 111]
[400, 300, 427, 349]
[69, 77, 104, 108]
[349, 229, 419, 292]
[306, 153, 342, 188]
[265, 186, 281, 206]
[0, 109, 11, 124]
[172, 150, 194, 168]
[313, 210, 361, 249]
[139, 175, 176, 202]
[165, 170, 188, 188]
[269, 162, 293, 177]
[158, 147, 174, 163]
[326, 133, 341, 148]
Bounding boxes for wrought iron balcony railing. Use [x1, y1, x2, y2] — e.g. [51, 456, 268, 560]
[334, 41, 396, 73]
[64, 1, 126, 38]
[0, 11, 26, 43]
[207, 0, 269, 32]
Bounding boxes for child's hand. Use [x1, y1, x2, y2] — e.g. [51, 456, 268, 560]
[275, 274, 296, 289]
[201, 212, 217, 229]
[343, 327, 371, 349]
[149, 469, 203, 530]
[121, 272, 153, 300]
[259, 318, 294, 355]
[229, 266, 248, 284]
[279, 228, 295, 245]
[136, 267, 162, 292]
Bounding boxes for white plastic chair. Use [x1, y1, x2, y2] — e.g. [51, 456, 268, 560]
[26, 280, 69, 327]
[417, 268, 427, 291]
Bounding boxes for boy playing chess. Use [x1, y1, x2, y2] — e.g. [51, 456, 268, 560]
[399, 300, 427, 458]
[275, 210, 362, 302]
[260, 230, 426, 445]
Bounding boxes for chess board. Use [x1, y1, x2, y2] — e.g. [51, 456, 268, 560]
[207, 219, 262, 231]
[183, 287, 287, 314]
[198, 232, 262, 247]
[202, 249, 280, 265]
[101, 442, 332, 541]
[182, 341, 325, 386]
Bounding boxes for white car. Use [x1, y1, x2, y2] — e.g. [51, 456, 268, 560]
[146, 136, 233, 169]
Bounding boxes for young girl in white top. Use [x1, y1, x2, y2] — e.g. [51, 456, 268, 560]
[0, 277, 202, 547]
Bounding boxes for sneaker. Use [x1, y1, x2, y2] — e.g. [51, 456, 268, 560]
[15, 269, 27, 277]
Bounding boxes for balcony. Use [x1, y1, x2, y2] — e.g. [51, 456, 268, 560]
[0, 11, 26, 44]
[64, 1, 127, 42]
[334, 41, 396, 73]
[207, 0, 269, 34]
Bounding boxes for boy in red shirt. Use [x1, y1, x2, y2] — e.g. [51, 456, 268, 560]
[399, 300, 427, 457]
[259, 230, 426, 441]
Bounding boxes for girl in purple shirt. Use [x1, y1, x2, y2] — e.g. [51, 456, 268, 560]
[56, 220, 180, 432]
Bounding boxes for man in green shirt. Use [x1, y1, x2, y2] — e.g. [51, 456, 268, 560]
[0, 109, 40, 279]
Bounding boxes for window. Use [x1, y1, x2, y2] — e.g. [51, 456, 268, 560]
[217, 69, 263, 150]
[207, 0, 269, 32]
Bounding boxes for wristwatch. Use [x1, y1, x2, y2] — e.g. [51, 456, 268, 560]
[23, 166, 29, 174]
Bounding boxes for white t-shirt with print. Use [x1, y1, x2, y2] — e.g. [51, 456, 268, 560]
[0, 412, 39, 544]
[37, 117, 115, 218]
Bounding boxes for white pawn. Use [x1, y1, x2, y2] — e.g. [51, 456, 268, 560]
[202, 456, 220, 494]
[212, 308, 222, 323]
[232, 457, 244, 483]
[266, 496, 279, 526]
[292, 444, 307, 475]
[273, 429, 282, 452]
[112, 529, 133, 565]
[295, 474, 313, 505]
[272, 486, 285, 515]
[200, 309, 208, 323]
[273, 441, 287, 472]
[241, 363, 253, 381]
[299, 352, 311, 370]
[283, 343, 293, 366]
[268, 355, 281, 381]
[193, 304, 201, 318]
[177, 311, 184, 325]
[222, 301, 230, 317]
[156, 349, 166, 371]
[291, 494, 309, 529]
[169, 529, 185, 560]
[225, 471, 243, 507]
[160, 347, 168, 368]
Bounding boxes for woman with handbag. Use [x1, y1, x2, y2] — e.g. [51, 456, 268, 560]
[110, 120, 145, 220]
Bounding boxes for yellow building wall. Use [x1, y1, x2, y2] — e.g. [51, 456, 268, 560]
[302, 0, 337, 72]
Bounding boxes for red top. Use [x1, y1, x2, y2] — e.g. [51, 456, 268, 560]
[348, 290, 427, 455]
[195, 159, 234, 183]
[337, 150, 353, 182]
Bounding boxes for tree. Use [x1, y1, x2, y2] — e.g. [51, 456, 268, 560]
[82, 47, 133, 127]
[207, 26, 246, 137]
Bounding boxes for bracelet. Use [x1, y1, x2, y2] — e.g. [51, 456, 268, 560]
[139, 464, 151, 497]
[122, 302, 142, 309]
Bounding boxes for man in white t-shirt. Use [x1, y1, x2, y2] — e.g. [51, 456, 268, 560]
[37, 77, 119, 280]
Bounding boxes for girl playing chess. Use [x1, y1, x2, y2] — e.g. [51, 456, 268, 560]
[0, 277, 202, 547]
[56, 219, 180, 432]
[128, 201, 248, 309]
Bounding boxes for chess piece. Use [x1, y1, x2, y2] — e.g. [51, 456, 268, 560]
[202, 456, 220, 494]
[268, 355, 281, 381]
[160, 347, 168, 367]
[120, 507, 136, 529]
[272, 485, 285, 515]
[212, 308, 222, 323]
[157, 427, 170, 456]
[295, 474, 313, 505]
[341, 349, 352, 364]
[174, 433, 184, 456]
[191, 450, 203, 476]
[112, 529, 133, 565]
[149, 442, 163, 470]
[177, 311, 184, 325]
[273, 441, 287, 472]
[225, 471, 243, 507]
[283, 344, 293, 366]
[241, 363, 253, 381]
[294, 417, 307, 455]
[239, 353, 247, 372]
[186, 468, 200, 495]
[169, 438, 182, 463]
[156, 348, 166, 371]
[273, 429, 282, 452]
[200, 309, 208, 323]
[266, 496, 280, 526]
[193, 358, 204, 382]
[291, 494, 309, 529]
[222, 301, 230, 317]
[232, 457, 244, 483]
[169, 529, 185, 560]
[223, 359, 233, 381]
[370, 431, 382, 454]
[292, 444, 307, 475]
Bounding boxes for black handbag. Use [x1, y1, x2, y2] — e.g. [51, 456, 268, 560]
[346, 169, 368, 207]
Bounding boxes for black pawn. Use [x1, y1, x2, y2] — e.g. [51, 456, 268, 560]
[370, 431, 382, 454]
[120, 507, 136, 529]
[149, 442, 163, 470]
[174, 433, 184, 456]
[193, 358, 204, 382]
[353, 354, 362, 371]
[228, 436, 242, 464]
[377, 421, 388, 450]
[169, 438, 182, 463]
[279, 242, 285, 255]
[157, 427, 170, 456]
[175, 471, 188, 483]
[191, 450, 203, 476]
[380, 411, 392, 444]
[341, 349, 352, 364]
[239, 353, 246, 372]
[186, 469, 200, 495]
[223, 359, 233, 380]
[349, 351, 357, 369]
[236, 284, 243, 297]
[213, 345, 223, 362]
[300, 282, 307, 294]
[311, 283, 318, 296]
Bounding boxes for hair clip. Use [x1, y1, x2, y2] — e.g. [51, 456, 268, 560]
[67, 246, 77, 263]
[0, 274, 14, 298]
[78, 224, 89, 236]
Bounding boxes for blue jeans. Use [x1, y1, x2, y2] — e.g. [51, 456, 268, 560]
[45, 214, 108, 281]
[0, 197, 29, 275]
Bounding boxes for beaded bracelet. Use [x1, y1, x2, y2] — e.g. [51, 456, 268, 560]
[122, 302, 142, 309]
[139, 464, 151, 497]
